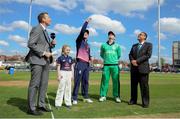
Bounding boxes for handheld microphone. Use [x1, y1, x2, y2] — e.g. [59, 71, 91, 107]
[50, 33, 56, 40]
[50, 33, 56, 48]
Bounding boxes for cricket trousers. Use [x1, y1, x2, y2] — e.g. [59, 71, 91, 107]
[55, 71, 72, 106]
[72, 61, 90, 100]
[100, 65, 120, 97]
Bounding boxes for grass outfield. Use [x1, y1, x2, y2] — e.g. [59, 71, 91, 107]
[0, 71, 180, 118]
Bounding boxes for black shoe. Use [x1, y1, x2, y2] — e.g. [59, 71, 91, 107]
[65, 105, 71, 109]
[128, 101, 137, 105]
[38, 107, 52, 112]
[142, 105, 149, 108]
[27, 110, 43, 116]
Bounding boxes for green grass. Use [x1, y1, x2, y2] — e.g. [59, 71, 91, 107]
[0, 71, 180, 118]
[0, 70, 57, 81]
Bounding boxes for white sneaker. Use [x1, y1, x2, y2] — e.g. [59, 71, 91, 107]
[72, 100, 78, 105]
[99, 97, 106, 102]
[115, 97, 121, 103]
[83, 98, 93, 103]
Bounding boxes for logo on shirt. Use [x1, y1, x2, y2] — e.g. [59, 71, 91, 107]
[69, 59, 72, 63]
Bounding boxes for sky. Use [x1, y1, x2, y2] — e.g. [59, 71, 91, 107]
[0, 0, 180, 64]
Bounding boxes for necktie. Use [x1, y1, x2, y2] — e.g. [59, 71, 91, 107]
[137, 43, 142, 55]
[138, 43, 142, 50]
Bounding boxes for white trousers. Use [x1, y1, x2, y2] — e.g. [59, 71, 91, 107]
[55, 70, 72, 106]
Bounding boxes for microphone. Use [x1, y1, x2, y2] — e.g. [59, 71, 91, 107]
[50, 33, 56, 48]
[50, 33, 56, 40]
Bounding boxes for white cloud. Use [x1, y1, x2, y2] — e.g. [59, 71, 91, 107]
[83, 0, 164, 17]
[9, 35, 26, 42]
[2, 0, 78, 12]
[11, 20, 29, 31]
[54, 23, 98, 36]
[0, 25, 12, 32]
[54, 24, 80, 35]
[87, 27, 98, 36]
[47, 28, 58, 34]
[19, 42, 27, 47]
[134, 29, 142, 36]
[89, 14, 126, 34]
[0, 40, 9, 46]
[90, 41, 102, 48]
[160, 32, 167, 40]
[8, 35, 27, 47]
[34, 0, 78, 12]
[0, 20, 30, 32]
[154, 17, 180, 34]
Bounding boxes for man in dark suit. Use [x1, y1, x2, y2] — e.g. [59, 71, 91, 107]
[25, 12, 55, 115]
[129, 32, 152, 108]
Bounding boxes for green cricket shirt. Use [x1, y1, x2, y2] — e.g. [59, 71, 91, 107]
[100, 42, 121, 64]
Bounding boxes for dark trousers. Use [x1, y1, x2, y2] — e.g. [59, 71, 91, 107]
[72, 61, 90, 100]
[130, 70, 149, 106]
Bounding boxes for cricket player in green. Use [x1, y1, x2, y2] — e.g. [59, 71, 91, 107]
[99, 31, 121, 103]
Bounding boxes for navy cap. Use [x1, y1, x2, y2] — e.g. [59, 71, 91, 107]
[108, 31, 115, 37]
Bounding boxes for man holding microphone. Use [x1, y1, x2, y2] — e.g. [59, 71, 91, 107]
[25, 12, 56, 115]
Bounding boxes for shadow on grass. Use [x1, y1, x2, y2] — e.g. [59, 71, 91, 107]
[88, 93, 142, 106]
[7, 97, 27, 113]
[47, 92, 56, 98]
[46, 92, 55, 107]
[89, 93, 120, 102]
[47, 92, 142, 108]
[120, 99, 142, 107]
[47, 92, 85, 107]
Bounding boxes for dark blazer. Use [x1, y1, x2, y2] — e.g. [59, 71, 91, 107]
[25, 24, 53, 65]
[129, 42, 152, 74]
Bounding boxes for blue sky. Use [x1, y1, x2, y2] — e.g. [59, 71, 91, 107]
[0, 0, 180, 64]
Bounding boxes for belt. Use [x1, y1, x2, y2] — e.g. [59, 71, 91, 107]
[104, 64, 118, 66]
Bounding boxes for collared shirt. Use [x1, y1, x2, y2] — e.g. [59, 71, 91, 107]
[40, 23, 46, 30]
[56, 55, 74, 71]
[40, 23, 50, 41]
[107, 41, 115, 46]
[139, 41, 145, 45]
[138, 41, 145, 49]
[137, 41, 145, 54]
